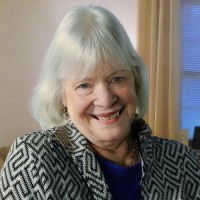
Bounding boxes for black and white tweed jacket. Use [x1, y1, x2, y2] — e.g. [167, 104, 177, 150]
[0, 119, 200, 199]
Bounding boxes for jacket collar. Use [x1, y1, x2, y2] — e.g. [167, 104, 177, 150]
[53, 117, 151, 199]
[53, 119, 112, 199]
[55, 117, 152, 158]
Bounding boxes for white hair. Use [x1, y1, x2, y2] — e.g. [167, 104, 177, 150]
[31, 5, 149, 129]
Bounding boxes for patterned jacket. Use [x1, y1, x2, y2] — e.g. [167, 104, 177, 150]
[0, 118, 200, 200]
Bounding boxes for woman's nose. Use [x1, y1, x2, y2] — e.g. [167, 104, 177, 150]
[93, 83, 118, 108]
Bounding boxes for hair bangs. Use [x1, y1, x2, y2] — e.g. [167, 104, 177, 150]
[57, 27, 132, 80]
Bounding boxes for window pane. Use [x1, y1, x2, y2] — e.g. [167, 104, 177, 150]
[181, 0, 200, 139]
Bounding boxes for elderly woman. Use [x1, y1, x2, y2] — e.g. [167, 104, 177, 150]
[0, 5, 200, 200]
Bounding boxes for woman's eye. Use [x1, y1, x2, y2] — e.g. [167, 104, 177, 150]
[75, 82, 93, 95]
[77, 83, 90, 89]
[111, 76, 126, 83]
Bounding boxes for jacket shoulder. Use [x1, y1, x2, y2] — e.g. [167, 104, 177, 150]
[143, 135, 200, 170]
[146, 136, 196, 157]
[0, 127, 79, 199]
[141, 136, 200, 199]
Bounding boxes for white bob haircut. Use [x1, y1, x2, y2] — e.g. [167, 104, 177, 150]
[31, 5, 149, 129]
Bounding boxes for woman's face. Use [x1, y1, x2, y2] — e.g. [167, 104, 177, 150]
[62, 65, 137, 148]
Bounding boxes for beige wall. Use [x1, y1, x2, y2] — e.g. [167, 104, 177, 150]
[0, 0, 138, 147]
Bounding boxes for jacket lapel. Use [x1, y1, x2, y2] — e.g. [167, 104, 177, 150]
[55, 118, 152, 200]
[54, 120, 112, 200]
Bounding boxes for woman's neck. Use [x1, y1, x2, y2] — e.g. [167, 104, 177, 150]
[89, 137, 140, 167]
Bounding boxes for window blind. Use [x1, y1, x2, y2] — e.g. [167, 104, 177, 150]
[180, 0, 200, 139]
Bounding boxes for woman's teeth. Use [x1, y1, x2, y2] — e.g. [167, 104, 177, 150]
[97, 111, 120, 121]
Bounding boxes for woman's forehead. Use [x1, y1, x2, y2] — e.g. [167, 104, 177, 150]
[69, 64, 129, 79]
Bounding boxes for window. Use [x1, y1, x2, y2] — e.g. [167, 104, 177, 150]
[180, 0, 200, 139]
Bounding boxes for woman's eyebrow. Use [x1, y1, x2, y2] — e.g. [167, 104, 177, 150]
[71, 77, 92, 85]
[107, 69, 129, 77]
[71, 69, 129, 84]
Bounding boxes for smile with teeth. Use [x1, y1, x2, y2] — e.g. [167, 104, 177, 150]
[93, 109, 122, 121]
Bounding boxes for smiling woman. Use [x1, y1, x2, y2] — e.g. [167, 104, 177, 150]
[0, 5, 200, 200]
[30, 5, 148, 130]
[62, 67, 137, 149]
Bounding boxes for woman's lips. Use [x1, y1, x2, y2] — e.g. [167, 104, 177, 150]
[91, 108, 124, 121]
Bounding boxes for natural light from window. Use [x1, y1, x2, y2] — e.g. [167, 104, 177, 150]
[180, 0, 200, 139]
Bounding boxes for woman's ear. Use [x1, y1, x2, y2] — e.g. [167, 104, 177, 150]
[62, 96, 67, 107]
[61, 80, 67, 107]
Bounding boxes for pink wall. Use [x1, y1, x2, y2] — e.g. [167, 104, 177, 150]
[0, 0, 138, 147]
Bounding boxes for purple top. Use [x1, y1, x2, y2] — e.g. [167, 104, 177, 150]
[96, 155, 142, 200]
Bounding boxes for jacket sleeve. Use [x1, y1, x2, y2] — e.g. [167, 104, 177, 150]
[182, 146, 200, 199]
[0, 136, 47, 199]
